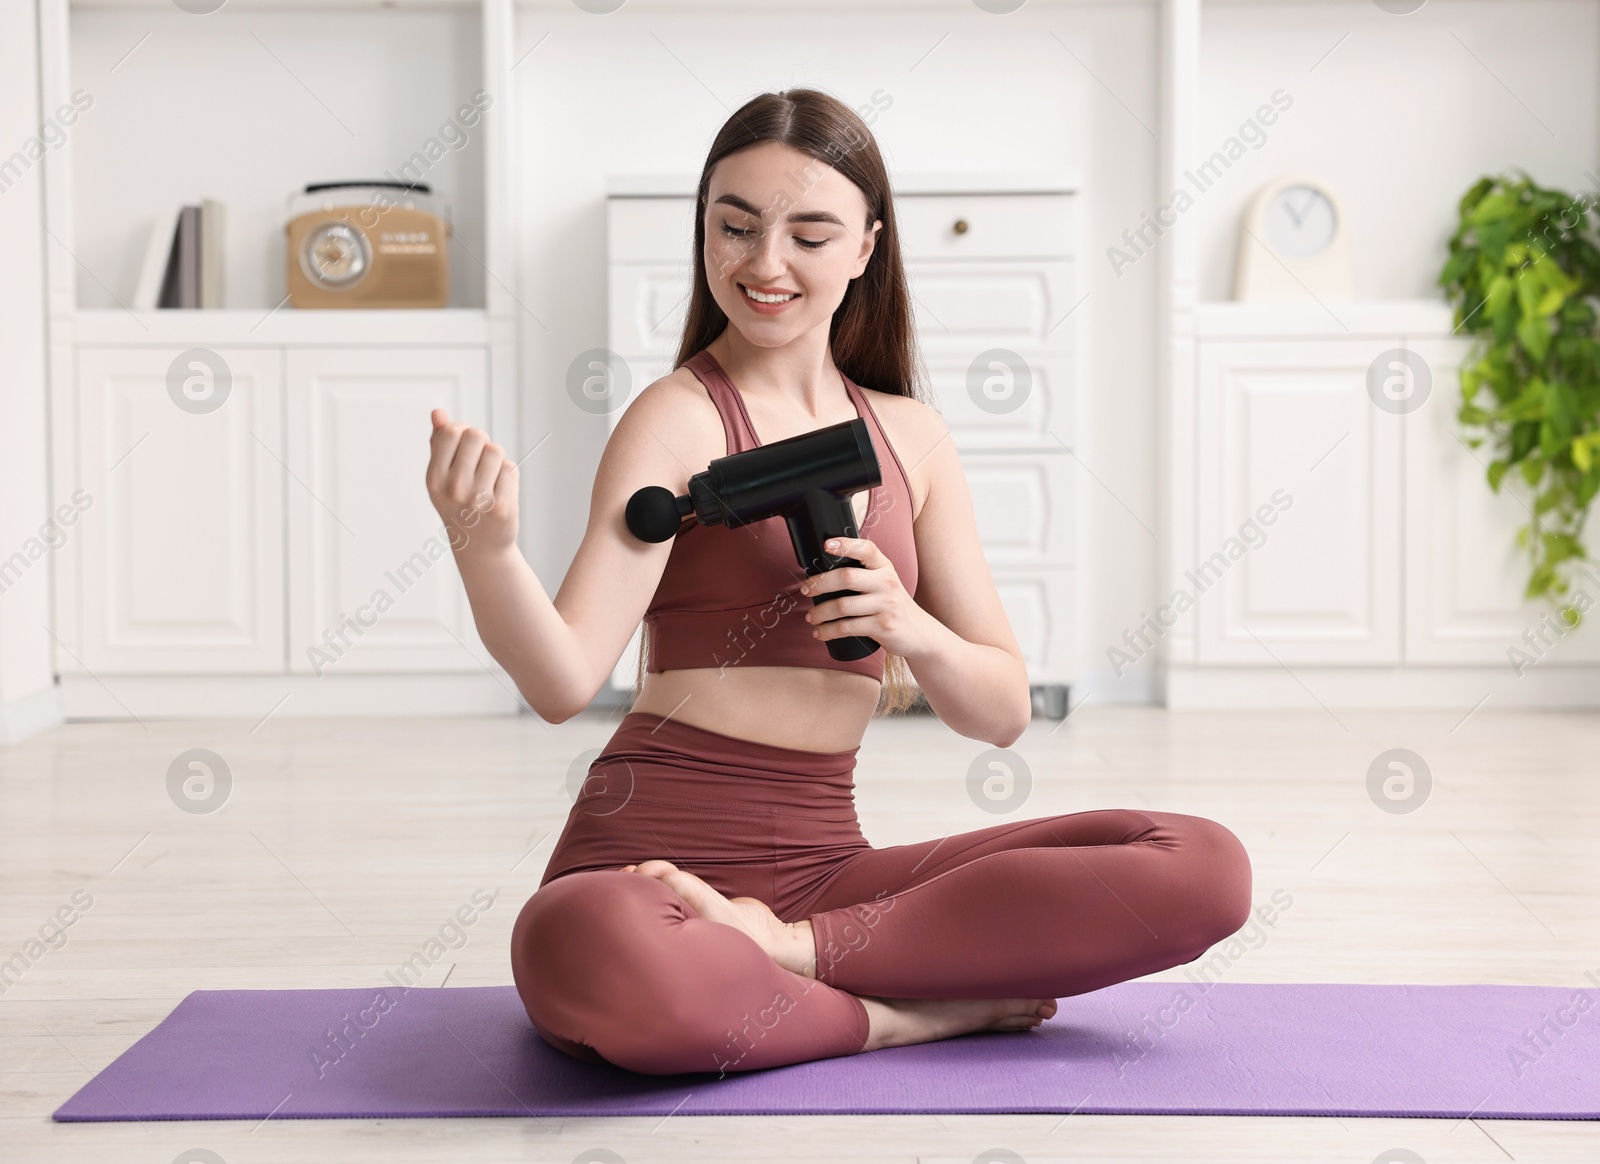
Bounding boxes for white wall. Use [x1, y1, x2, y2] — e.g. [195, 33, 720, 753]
[0, 0, 62, 742]
[68, 5, 487, 311]
[511, 0, 1166, 704]
[1197, 0, 1600, 302]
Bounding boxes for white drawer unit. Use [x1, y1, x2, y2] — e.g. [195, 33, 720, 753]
[603, 176, 1080, 716]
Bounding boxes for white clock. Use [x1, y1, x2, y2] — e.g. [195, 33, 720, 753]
[1234, 176, 1352, 302]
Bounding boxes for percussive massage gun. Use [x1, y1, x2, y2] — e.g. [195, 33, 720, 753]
[625, 417, 883, 662]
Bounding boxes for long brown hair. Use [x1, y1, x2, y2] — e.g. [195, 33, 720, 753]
[635, 86, 929, 715]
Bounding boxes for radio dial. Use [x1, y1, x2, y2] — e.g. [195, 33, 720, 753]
[303, 222, 370, 288]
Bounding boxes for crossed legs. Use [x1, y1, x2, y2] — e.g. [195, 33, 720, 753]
[510, 808, 1251, 1075]
[510, 866, 870, 1075]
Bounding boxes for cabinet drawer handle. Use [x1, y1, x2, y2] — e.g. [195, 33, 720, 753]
[952, 218, 969, 235]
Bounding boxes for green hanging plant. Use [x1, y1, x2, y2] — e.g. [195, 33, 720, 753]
[1438, 170, 1600, 620]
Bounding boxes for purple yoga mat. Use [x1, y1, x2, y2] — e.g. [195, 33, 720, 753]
[53, 981, 1599, 1121]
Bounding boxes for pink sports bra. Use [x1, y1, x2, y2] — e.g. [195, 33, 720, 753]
[641, 348, 919, 681]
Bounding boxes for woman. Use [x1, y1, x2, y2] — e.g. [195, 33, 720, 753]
[425, 88, 1252, 1077]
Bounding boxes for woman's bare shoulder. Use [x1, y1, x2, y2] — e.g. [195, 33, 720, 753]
[624, 363, 715, 424]
[607, 363, 723, 472]
[864, 384, 944, 426]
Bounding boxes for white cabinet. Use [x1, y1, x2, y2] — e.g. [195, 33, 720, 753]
[286, 348, 490, 673]
[1182, 312, 1600, 696]
[1194, 338, 1402, 663]
[75, 347, 285, 673]
[1403, 337, 1600, 664]
[67, 342, 491, 680]
[603, 178, 1080, 708]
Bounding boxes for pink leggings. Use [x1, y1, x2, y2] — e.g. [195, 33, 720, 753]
[510, 711, 1252, 1076]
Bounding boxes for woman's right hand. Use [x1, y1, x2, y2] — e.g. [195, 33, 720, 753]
[426, 408, 519, 556]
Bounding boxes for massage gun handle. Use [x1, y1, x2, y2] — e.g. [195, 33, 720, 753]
[786, 488, 881, 663]
[804, 567, 880, 663]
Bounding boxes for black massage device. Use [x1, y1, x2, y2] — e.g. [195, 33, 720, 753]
[625, 417, 883, 662]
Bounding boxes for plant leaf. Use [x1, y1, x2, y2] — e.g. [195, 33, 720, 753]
[1439, 171, 1600, 614]
[1518, 314, 1552, 362]
[1485, 272, 1514, 319]
[1578, 470, 1600, 507]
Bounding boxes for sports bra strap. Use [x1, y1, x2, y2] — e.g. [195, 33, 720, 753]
[686, 350, 758, 454]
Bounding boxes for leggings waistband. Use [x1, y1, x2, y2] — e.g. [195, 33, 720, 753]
[603, 712, 859, 776]
[579, 711, 861, 818]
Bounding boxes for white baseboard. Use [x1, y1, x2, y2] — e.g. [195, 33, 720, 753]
[0, 683, 64, 744]
[1165, 664, 1600, 710]
[55, 666, 1593, 719]
[58, 673, 531, 720]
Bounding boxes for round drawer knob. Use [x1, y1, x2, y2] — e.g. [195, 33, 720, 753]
[952, 218, 969, 235]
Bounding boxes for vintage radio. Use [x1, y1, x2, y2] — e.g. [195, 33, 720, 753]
[285, 181, 449, 308]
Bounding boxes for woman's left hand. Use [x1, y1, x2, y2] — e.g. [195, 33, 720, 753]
[800, 536, 939, 659]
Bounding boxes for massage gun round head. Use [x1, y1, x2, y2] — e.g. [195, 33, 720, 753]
[625, 485, 691, 543]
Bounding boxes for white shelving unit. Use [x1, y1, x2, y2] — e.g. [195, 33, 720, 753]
[1158, 0, 1600, 709]
[37, 0, 522, 717]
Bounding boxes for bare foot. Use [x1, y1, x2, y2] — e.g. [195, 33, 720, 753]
[618, 860, 1059, 1053]
[620, 860, 818, 978]
[856, 995, 1060, 1052]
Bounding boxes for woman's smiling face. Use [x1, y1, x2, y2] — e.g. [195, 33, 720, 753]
[703, 140, 882, 347]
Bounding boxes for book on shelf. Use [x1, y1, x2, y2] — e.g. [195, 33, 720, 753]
[131, 206, 181, 310]
[154, 210, 182, 309]
[175, 205, 198, 308]
[135, 200, 224, 310]
[199, 198, 224, 309]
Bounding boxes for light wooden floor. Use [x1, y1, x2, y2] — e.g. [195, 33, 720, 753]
[3, 704, 1598, 1162]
